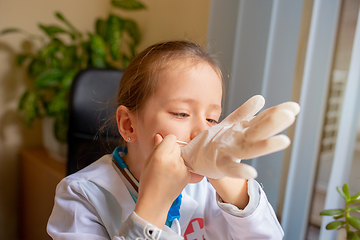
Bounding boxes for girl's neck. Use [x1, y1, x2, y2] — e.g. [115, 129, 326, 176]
[123, 143, 143, 181]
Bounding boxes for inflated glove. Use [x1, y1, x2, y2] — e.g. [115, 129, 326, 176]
[181, 95, 300, 179]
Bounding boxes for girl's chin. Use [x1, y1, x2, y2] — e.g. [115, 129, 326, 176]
[189, 172, 205, 183]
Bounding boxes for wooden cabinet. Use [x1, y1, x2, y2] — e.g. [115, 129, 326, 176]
[19, 148, 66, 240]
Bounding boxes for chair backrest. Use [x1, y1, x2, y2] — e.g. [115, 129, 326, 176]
[67, 68, 123, 175]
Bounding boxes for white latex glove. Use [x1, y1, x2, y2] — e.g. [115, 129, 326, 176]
[181, 95, 300, 179]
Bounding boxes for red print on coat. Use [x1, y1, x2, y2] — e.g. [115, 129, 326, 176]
[184, 218, 204, 240]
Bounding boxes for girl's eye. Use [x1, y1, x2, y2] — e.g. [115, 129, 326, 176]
[171, 112, 190, 118]
[207, 118, 219, 125]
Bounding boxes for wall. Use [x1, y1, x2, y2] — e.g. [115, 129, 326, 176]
[121, 0, 210, 49]
[0, 0, 210, 239]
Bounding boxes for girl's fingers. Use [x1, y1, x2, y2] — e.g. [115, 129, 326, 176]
[222, 95, 265, 125]
[153, 134, 182, 164]
[244, 109, 295, 142]
[154, 134, 177, 153]
[154, 134, 163, 149]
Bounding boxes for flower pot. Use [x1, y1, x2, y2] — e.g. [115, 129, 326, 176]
[42, 117, 68, 163]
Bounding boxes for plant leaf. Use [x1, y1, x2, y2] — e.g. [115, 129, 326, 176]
[333, 214, 345, 220]
[96, 19, 107, 39]
[106, 15, 123, 60]
[349, 199, 360, 205]
[349, 216, 360, 231]
[35, 69, 64, 88]
[89, 34, 106, 68]
[122, 54, 131, 69]
[18, 90, 40, 126]
[39, 24, 68, 37]
[111, 0, 146, 10]
[351, 192, 360, 200]
[350, 206, 360, 213]
[89, 34, 106, 57]
[55, 12, 66, 22]
[123, 19, 140, 45]
[343, 184, 351, 201]
[0, 28, 42, 42]
[16, 54, 32, 66]
[39, 40, 61, 59]
[52, 37, 65, 46]
[61, 70, 77, 90]
[18, 91, 29, 111]
[54, 110, 68, 142]
[320, 209, 345, 217]
[61, 45, 78, 70]
[0, 28, 22, 36]
[91, 56, 107, 68]
[55, 12, 82, 38]
[129, 42, 136, 58]
[79, 41, 90, 67]
[326, 220, 345, 230]
[348, 232, 360, 240]
[51, 58, 62, 69]
[28, 58, 46, 78]
[337, 186, 347, 201]
[46, 90, 67, 116]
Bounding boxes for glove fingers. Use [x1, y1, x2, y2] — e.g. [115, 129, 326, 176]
[280, 101, 300, 115]
[243, 101, 299, 129]
[244, 109, 295, 142]
[229, 134, 290, 159]
[222, 95, 265, 125]
[219, 160, 258, 179]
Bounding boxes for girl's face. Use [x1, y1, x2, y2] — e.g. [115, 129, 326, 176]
[132, 61, 223, 183]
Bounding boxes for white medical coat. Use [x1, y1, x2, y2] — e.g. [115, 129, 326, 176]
[47, 154, 284, 240]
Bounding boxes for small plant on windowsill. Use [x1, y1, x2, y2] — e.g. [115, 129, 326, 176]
[0, 0, 145, 145]
[320, 183, 360, 240]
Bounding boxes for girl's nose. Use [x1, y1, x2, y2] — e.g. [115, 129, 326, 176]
[190, 119, 209, 140]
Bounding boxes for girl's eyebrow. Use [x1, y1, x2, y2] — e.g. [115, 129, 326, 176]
[167, 98, 222, 110]
[209, 103, 222, 111]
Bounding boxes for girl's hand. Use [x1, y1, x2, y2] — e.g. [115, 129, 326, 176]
[181, 95, 300, 179]
[134, 134, 191, 229]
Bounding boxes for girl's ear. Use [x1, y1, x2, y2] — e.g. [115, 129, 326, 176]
[116, 105, 137, 142]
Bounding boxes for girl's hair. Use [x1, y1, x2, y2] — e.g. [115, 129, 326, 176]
[117, 40, 223, 145]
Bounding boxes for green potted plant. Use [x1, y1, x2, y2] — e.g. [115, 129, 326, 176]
[0, 0, 146, 160]
[320, 183, 360, 240]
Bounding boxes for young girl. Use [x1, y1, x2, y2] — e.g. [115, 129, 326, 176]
[47, 41, 290, 239]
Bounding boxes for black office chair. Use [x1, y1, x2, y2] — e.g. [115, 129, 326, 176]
[67, 68, 123, 175]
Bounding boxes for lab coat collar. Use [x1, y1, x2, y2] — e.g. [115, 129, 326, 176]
[87, 154, 136, 222]
[83, 154, 200, 233]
